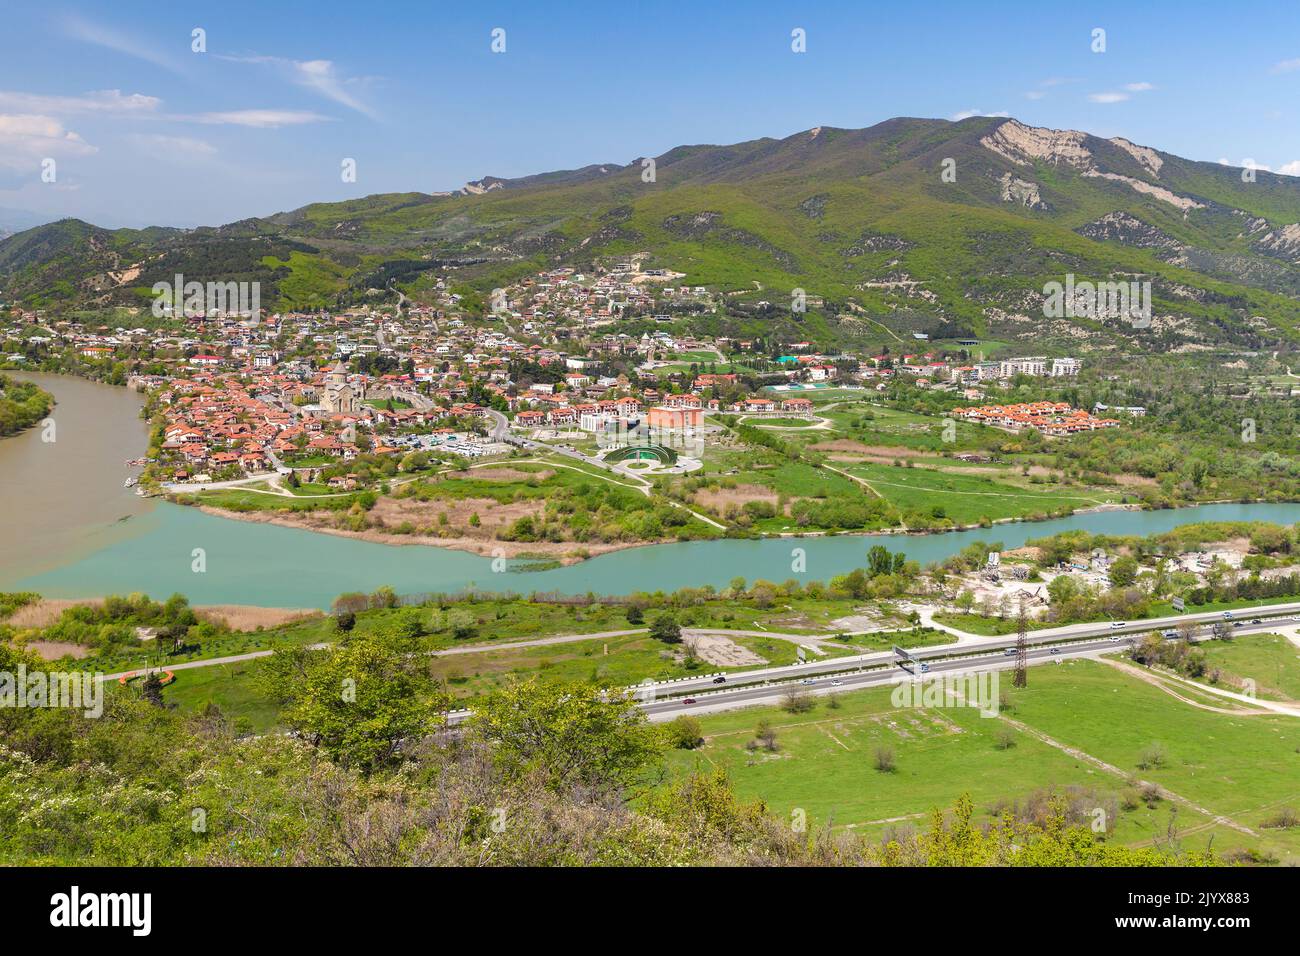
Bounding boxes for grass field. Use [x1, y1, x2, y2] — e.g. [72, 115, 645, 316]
[839, 459, 1115, 525]
[664, 658, 1300, 861]
[1198, 632, 1300, 702]
[160, 659, 280, 732]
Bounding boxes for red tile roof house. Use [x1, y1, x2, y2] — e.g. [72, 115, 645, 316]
[307, 436, 347, 456]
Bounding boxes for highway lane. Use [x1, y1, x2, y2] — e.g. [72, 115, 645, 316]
[439, 615, 1290, 726]
[638, 636, 1120, 720]
[627, 608, 1300, 698]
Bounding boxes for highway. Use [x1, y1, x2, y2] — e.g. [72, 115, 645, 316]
[438, 605, 1300, 725]
[626, 604, 1300, 700]
[639, 614, 1296, 720]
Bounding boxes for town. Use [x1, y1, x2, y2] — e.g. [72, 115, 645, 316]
[3, 260, 1090, 494]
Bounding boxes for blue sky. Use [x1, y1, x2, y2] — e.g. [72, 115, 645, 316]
[2, 0, 1299, 229]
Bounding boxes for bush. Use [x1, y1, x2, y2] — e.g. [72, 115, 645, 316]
[874, 746, 896, 773]
[666, 716, 704, 750]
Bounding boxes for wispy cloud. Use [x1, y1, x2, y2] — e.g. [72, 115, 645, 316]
[218, 54, 379, 119]
[190, 109, 331, 128]
[1023, 77, 1080, 101]
[1270, 57, 1300, 74]
[950, 109, 1009, 121]
[0, 89, 161, 115]
[62, 14, 182, 73]
[0, 90, 330, 130]
[1089, 82, 1155, 105]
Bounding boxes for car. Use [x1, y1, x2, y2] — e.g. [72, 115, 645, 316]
[919, 663, 931, 673]
[1161, 629, 1178, 638]
[1107, 636, 1121, 643]
[711, 676, 727, 684]
[802, 678, 816, 685]
[830, 679, 843, 687]
[681, 698, 696, 705]
[1222, 611, 1235, 620]
[1250, 618, 1262, 625]
[1049, 647, 1060, 655]
[1109, 621, 1127, 629]
[1233, 621, 1244, 628]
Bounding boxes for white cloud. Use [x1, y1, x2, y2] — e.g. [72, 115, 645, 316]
[1088, 92, 1130, 103]
[191, 109, 331, 128]
[0, 90, 330, 130]
[218, 54, 378, 119]
[0, 114, 98, 171]
[1123, 82, 1156, 92]
[1270, 57, 1300, 74]
[62, 14, 181, 72]
[0, 90, 161, 116]
[950, 109, 1009, 121]
[1277, 160, 1300, 177]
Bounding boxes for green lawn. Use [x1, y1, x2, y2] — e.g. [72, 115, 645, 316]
[1198, 633, 1300, 702]
[840, 459, 1115, 525]
[663, 658, 1300, 860]
[160, 659, 281, 733]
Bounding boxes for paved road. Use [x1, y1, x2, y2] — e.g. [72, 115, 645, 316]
[638, 617, 1300, 721]
[621, 605, 1300, 698]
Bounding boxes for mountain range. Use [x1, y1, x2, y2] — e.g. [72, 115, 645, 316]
[5, 115, 1300, 354]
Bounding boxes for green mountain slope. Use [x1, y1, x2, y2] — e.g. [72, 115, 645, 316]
[4, 115, 1300, 352]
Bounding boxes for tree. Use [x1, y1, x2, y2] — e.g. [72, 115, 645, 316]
[335, 610, 356, 632]
[625, 605, 644, 625]
[469, 679, 664, 794]
[780, 687, 815, 714]
[874, 746, 896, 773]
[1109, 555, 1139, 588]
[666, 715, 703, 750]
[261, 633, 447, 774]
[649, 614, 682, 644]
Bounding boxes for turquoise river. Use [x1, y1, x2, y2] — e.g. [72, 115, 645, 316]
[5, 372, 1300, 609]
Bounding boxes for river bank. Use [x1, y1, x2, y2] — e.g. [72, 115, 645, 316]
[194, 502, 663, 563]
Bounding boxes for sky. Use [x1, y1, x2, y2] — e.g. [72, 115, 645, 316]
[2, 0, 1300, 230]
